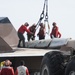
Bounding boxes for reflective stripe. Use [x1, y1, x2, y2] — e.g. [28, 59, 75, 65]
[17, 66, 27, 75]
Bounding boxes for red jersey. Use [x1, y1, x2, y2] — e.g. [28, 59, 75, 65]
[50, 26, 58, 37]
[29, 26, 36, 34]
[0, 66, 14, 75]
[37, 27, 45, 36]
[50, 26, 61, 38]
[18, 25, 30, 34]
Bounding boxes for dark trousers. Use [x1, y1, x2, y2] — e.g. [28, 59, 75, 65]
[17, 32, 25, 47]
[27, 34, 35, 41]
[39, 35, 45, 40]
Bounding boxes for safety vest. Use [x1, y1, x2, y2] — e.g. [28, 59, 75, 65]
[29, 26, 36, 34]
[38, 27, 45, 36]
[17, 66, 27, 75]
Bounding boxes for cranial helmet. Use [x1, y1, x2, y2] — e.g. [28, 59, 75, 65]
[24, 22, 29, 26]
[52, 22, 56, 26]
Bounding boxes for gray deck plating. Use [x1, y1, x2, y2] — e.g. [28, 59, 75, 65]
[0, 47, 58, 57]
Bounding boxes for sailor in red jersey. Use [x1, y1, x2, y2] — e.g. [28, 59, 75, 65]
[37, 23, 46, 40]
[0, 60, 14, 75]
[50, 22, 61, 38]
[27, 23, 36, 41]
[17, 22, 33, 48]
[15, 60, 30, 75]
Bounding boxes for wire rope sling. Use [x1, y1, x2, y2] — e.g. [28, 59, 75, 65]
[35, 0, 50, 35]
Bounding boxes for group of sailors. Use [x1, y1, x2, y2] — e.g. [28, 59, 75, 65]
[0, 60, 30, 75]
[17, 22, 61, 48]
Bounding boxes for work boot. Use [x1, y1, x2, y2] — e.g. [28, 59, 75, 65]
[17, 45, 21, 48]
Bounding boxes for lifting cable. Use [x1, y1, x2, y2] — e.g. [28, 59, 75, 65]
[35, 1, 45, 30]
[44, 0, 50, 35]
[36, 0, 50, 34]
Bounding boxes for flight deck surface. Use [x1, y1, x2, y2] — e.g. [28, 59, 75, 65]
[0, 47, 52, 57]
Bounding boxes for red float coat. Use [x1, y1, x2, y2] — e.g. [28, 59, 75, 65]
[50, 26, 61, 38]
[15, 66, 30, 75]
[37, 27, 45, 36]
[18, 25, 31, 34]
[0, 66, 14, 75]
[28, 26, 36, 34]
